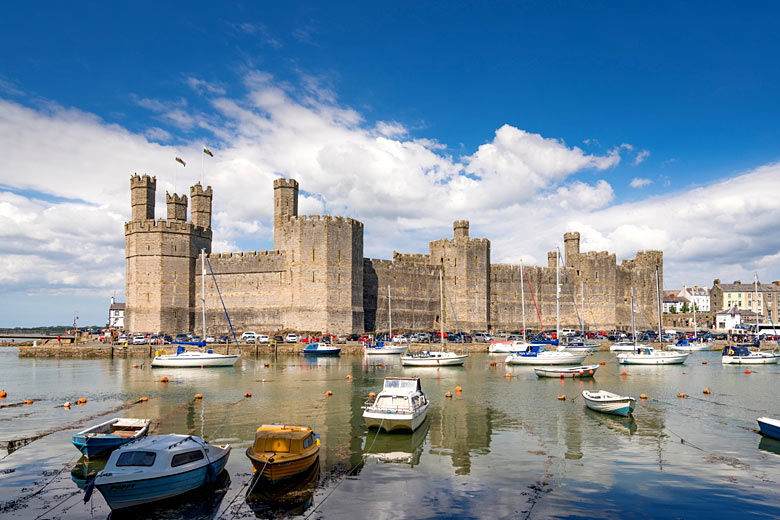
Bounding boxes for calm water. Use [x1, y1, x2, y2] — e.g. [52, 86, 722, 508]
[0, 347, 779, 519]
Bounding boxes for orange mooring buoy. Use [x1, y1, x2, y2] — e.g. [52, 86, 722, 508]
[455, 385, 462, 393]
[77, 397, 87, 404]
[161, 376, 169, 383]
[702, 361, 708, 365]
[24, 399, 34, 405]
[621, 371, 627, 376]
[639, 393, 648, 399]
[557, 394, 566, 400]
[244, 392, 252, 398]
[368, 392, 376, 400]
[264, 363, 270, 368]
[132, 364, 139, 368]
[505, 372, 512, 377]
[745, 369, 752, 374]
[490, 361, 496, 367]
[677, 392, 687, 398]
[703, 388, 711, 394]
[445, 391, 452, 398]
[378, 362, 383, 368]
[326, 390, 333, 397]
[0, 389, 6, 398]
[139, 396, 149, 402]
[600, 361, 606, 366]
[194, 394, 203, 400]
[346, 374, 353, 380]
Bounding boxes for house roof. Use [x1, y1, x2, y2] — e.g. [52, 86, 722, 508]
[715, 307, 759, 317]
[716, 282, 780, 292]
[109, 302, 126, 311]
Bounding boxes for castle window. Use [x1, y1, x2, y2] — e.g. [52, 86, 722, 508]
[338, 250, 341, 262]
[338, 273, 341, 283]
[312, 248, 315, 261]
[312, 271, 315, 282]
[454, 258, 457, 268]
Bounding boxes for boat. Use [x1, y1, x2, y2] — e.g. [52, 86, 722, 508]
[401, 268, 468, 367]
[617, 346, 689, 365]
[561, 279, 600, 354]
[667, 337, 712, 352]
[72, 418, 151, 457]
[302, 342, 341, 356]
[721, 345, 779, 364]
[533, 364, 600, 378]
[152, 345, 240, 367]
[152, 250, 240, 368]
[245, 424, 320, 483]
[757, 417, 780, 440]
[582, 390, 636, 417]
[365, 339, 408, 355]
[505, 344, 588, 365]
[609, 340, 645, 352]
[560, 339, 600, 354]
[489, 340, 530, 353]
[90, 434, 230, 510]
[245, 462, 318, 518]
[363, 377, 429, 432]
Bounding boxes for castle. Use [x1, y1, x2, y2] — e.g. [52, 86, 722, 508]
[125, 176, 663, 334]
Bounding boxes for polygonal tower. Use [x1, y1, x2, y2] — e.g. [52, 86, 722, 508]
[274, 178, 298, 250]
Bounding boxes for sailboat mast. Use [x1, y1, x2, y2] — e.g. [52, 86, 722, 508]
[556, 247, 560, 341]
[388, 284, 392, 339]
[201, 249, 206, 346]
[631, 287, 636, 344]
[755, 272, 760, 332]
[656, 266, 662, 348]
[440, 267, 445, 346]
[521, 263, 526, 342]
[581, 279, 585, 339]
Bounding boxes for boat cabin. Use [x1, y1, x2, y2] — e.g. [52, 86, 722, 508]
[252, 425, 317, 455]
[370, 378, 426, 413]
[722, 345, 753, 357]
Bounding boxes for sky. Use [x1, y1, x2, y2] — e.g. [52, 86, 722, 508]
[2, 2, 780, 327]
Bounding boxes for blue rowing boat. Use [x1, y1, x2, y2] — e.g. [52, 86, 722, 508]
[71, 418, 150, 457]
[758, 417, 780, 440]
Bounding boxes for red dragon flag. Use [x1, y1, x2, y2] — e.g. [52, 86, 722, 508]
[175, 156, 186, 167]
[203, 146, 214, 157]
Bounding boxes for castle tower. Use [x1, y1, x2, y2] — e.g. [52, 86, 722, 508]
[428, 220, 491, 331]
[130, 174, 156, 220]
[190, 183, 212, 229]
[166, 192, 187, 221]
[274, 178, 299, 250]
[564, 231, 580, 268]
[125, 176, 212, 334]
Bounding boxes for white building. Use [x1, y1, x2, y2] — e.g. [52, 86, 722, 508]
[678, 285, 710, 312]
[108, 297, 125, 329]
[715, 307, 758, 331]
[663, 295, 686, 313]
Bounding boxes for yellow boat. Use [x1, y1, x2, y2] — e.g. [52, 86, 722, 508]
[245, 424, 320, 482]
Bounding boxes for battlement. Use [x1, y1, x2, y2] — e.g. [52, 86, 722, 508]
[124, 219, 211, 236]
[130, 173, 156, 188]
[165, 192, 187, 204]
[273, 178, 299, 190]
[190, 182, 212, 196]
[204, 249, 286, 274]
[166, 192, 187, 221]
[365, 257, 439, 274]
[392, 252, 431, 265]
[209, 250, 284, 259]
[453, 220, 470, 239]
[287, 214, 364, 228]
[429, 236, 490, 248]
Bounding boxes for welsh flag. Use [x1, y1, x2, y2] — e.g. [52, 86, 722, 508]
[203, 146, 214, 157]
[175, 157, 186, 167]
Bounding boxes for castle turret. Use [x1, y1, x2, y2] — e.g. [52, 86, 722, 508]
[453, 220, 470, 240]
[564, 231, 580, 268]
[190, 183, 212, 229]
[274, 178, 298, 250]
[130, 174, 156, 220]
[166, 192, 187, 221]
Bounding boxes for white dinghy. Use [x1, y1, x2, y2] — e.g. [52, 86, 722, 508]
[582, 390, 636, 417]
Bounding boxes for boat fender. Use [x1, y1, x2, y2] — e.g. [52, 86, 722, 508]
[83, 479, 95, 503]
[206, 463, 216, 483]
[162, 349, 167, 355]
[588, 369, 594, 375]
[368, 392, 376, 400]
[155, 351, 159, 357]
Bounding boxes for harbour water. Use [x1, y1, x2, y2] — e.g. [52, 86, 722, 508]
[0, 347, 778, 519]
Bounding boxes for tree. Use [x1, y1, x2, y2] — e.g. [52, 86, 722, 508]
[681, 302, 690, 314]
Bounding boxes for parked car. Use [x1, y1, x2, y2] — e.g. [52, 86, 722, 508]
[132, 334, 147, 345]
[256, 334, 270, 344]
[162, 335, 173, 344]
[206, 335, 215, 343]
[391, 334, 409, 344]
[285, 333, 298, 343]
[219, 335, 230, 343]
[241, 331, 257, 343]
[472, 332, 493, 342]
[174, 334, 188, 343]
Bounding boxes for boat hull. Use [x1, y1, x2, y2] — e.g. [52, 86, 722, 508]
[668, 343, 712, 352]
[246, 449, 319, 483]
[534, 365, 599, 378]
[400, 353, 468, 366]
[365, 345, 409, 355]
[95, 448, 229, 510]
[758, 417, 780, 440]
[71, 419, 151, 457]
[616, 353, 689, 365]
[505, 353, 588, 365]
[364, 404, 429, 432]
[722, 354, 779, 365]
[582, 393, 635, 417]
[302, 347, 341, 356]
[151, 354, 239, 367]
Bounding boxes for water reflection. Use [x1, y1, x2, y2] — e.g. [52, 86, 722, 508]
[583, 407, 638, 436]
[364, 417, 430, 466]
[70, 456, 108, 489]
[106, 470, 230, 520]
[758, 435, 780, 456]
[245, 460, 319, 518]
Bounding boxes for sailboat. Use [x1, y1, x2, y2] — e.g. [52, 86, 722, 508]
[152, 249, 240, 368]
[721, 273, 780, 364]
[616, 267, 689, 365]
[490, 262, 531, 353]
[505, 248, 587, 366]
[401, 268, 468, 367]
[561, 279, 600, 354]
[609, 288, 648, 352]
[365, 285, 409, 355]
[668, 292, 712, 352]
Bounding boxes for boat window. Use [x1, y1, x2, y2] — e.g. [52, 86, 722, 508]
[384, 379, 400, 388]
[171, 449, 205, 467]
[265, 438, 291, 453]
[116, 451, 156, 467]
[303, 435, 313, 449]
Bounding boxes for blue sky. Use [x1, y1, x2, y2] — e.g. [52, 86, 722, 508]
[2, 2, 780, 326]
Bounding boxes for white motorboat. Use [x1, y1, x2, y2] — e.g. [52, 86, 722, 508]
[90, 434, 230, 510]
[561, 340, 600, 354]
[401, 350, 468, 366]
[152, 346, 239, 367]
[505, 345, 587, 366]
[534, 364, 600, 378]
[667, 339, 712, 352]
[610, 341, 644, 352]
[363, 377, 429, 432]
[721, 345, 779, 365]
[489, 340, 530, 353]
[616, 346, 689, 365]
[365, 340, 409, 355]
[582, 390, 636, 417]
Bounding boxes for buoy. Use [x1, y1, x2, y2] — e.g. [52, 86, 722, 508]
[0, 390, 6, 398]
[194, 394, 203, 399]
[505, 372, 512, 377]
[703, 388, 711, 394]
[560, 373, 565, 378]
[161, 376, 169, 383]
[77, 397, 87, 404]
[490, 361, 496, 367]
[682, 372, 686, 375]
[63, 401, 71, 408]
[455, 385, 462, 393]
[436, 375, 440, 379]
[557, 394, 566, 400]
[264, 363, 269, 368]
[139, 396, 149, 402]
[24, 399, 34, 405]
[445, 391, 452, 398]
[346, 374, 353, 380]
[702, 361, 708, 365]
[325, 390, 333, 397]
[600, 361, 606, 366]
[677, 392, 687, 398]
[621, 371, 627, 376]
[368, 392, 376, 399]
[745, 369, 751, 374]
[378, 363, 383, 368]
[588, 369, 594, 375]
[639, 393, 648, 399]
[244, 392, 252, 398]
[578, 370, 584, 375]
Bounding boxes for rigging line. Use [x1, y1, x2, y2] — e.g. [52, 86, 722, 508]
[558, 255, 583, 330]
[243, 456, 273, 500]
[304, 418, 385, 519]
[217, 479, 251, 519]
[665, 428, 705, 451]
[443, 272, 464, 335]
[33, 489, 80, 520]
[524, 266, 546, 333]
[206, 256, 240, 350]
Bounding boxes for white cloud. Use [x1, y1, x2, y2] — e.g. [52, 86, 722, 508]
[185, 77, 227, 96]
[634, 149, 650, 165]
[630, 177, 653, 188]
[1, 70, 776, 324]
